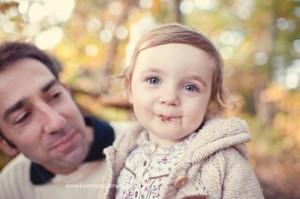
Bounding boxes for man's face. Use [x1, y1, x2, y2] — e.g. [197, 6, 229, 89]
[0, 58, 92, 173]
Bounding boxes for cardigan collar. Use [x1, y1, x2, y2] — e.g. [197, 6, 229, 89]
[30, 116, 108, 185]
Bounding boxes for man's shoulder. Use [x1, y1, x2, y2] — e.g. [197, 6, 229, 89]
[0, 154, 32, 197]
[1, 154, 31, 177]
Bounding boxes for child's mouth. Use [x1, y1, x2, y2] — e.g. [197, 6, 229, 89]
[159, 114, 180, 122]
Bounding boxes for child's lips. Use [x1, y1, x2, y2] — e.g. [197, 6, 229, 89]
[158, 114, 181, 121]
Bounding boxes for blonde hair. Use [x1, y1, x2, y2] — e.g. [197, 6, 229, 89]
[125, 23, 227, 116]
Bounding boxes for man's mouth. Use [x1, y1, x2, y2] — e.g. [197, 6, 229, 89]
[49, 130, 78, 153]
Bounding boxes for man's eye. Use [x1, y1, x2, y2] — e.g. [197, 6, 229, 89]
[146, 77, 160, 85]
[14, 112, 31, 124]
[50, 92, 62, 100]
[183, 83, 199, 92]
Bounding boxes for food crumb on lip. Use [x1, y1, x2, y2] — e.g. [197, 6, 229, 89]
[159, 114, 180, 122]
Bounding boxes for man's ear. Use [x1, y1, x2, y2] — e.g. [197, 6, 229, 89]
[0, 138, 18, 156]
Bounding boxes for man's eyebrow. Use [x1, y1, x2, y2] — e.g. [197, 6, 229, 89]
[41, 79, 57, 93]
[3, 98, 26, 122]
[2, 79, 58, 122]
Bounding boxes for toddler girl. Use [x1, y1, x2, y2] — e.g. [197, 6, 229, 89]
[100, 23, 264, 199]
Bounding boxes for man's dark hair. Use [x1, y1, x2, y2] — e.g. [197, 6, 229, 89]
[0, 41, 62, 146]
[0, 41, 61, 77]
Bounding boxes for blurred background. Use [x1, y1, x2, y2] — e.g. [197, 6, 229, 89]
[0, 0, 299, 198]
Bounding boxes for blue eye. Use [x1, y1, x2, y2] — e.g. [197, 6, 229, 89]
[146, 77, 160, 85]
[183, 83, 199, 92]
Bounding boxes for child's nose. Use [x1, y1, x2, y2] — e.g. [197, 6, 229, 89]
[159, 89, 180, 106]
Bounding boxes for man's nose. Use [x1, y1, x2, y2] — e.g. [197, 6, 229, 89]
[37, 103, 66, 134]
[159, 88, 180, 106]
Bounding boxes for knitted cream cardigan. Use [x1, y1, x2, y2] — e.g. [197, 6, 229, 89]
[98, 117, 265, 199]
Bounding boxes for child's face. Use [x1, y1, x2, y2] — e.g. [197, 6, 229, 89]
[129, 43, 215, 147]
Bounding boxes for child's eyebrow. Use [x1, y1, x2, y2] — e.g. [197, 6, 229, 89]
[186, 74, 207, 87]
[141, 68, 208, 87]
[141, 67, 163, 74]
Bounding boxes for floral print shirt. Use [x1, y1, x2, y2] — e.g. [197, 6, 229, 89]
[116, 132, 196, 199]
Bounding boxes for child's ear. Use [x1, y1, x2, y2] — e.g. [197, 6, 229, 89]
[124, 78, 133, 104]
[0, 138, 18, 156]
[126, 87, 133, 104]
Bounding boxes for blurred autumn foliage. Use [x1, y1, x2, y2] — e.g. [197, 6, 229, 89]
[0, 0, 299, 198]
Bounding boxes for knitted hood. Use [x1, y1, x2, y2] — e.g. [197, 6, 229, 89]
[182, 117, 251, 165]
[101, 117, 256, 199]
